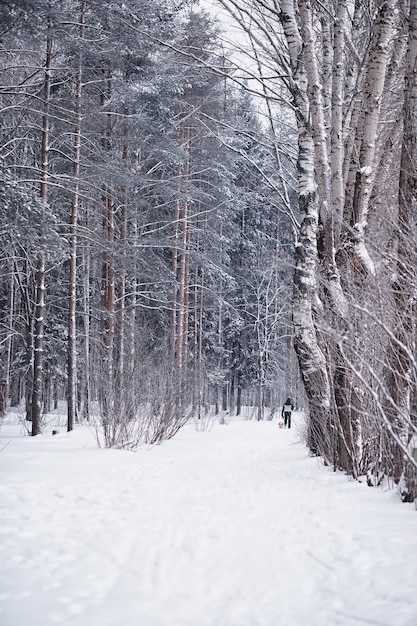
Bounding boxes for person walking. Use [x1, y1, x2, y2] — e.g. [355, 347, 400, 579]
[281, 397, 294, 429]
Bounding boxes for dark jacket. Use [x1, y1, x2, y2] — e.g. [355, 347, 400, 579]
[281, 398, 294, 416]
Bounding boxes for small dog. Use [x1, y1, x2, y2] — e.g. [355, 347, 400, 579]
[278, 419, 284, 429]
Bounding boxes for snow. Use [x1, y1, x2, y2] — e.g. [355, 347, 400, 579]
[355, 240, 376, 276]
[299, 181, 317, 197]
[1, 412, 417, 626]
[328, 278, 349, 319]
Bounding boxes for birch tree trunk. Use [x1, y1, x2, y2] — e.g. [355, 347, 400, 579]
[281, 0, 333, 459]
[331, 0, 349, 247]
[351, 0, 396, 273]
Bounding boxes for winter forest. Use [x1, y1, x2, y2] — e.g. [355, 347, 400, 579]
[1, 0, 417, 502]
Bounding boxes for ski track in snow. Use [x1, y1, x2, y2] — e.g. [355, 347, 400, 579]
[1, 414, 417, 626]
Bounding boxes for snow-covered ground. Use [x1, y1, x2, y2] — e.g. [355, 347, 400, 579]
[1, 412, 417, 626]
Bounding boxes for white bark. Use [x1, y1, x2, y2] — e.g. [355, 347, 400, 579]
[280, 0, 333, 457]
[352, 0, 396, 235]
[299, 0, 348, 319]
[331, 0, 349, 247]
[299, 0, 331, 225]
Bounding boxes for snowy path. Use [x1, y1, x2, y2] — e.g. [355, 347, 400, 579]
[1, 415, 417, 626]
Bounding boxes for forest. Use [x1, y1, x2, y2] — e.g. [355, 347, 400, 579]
[1, 0, 417, 501]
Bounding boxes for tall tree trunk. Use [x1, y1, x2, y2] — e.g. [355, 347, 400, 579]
[101, 192, 115, 425]
[80, 240, 91, 421]
[67, 0, 85, 432]
[331, 0, 348, 247]
[175, 126, 191, 371]
[116, 198, 127, 406]
[31, 22, 52, 435]
[171, 185, 181, 362]
[351, 0, 396, 272]
[2, 261, 15, 417]
[31, 250, 46, 435]
[280, 0, 333, 459]
[384, 0, 417, 491]
[99, 64, 116, 429]
[128, 222, 138, 421]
